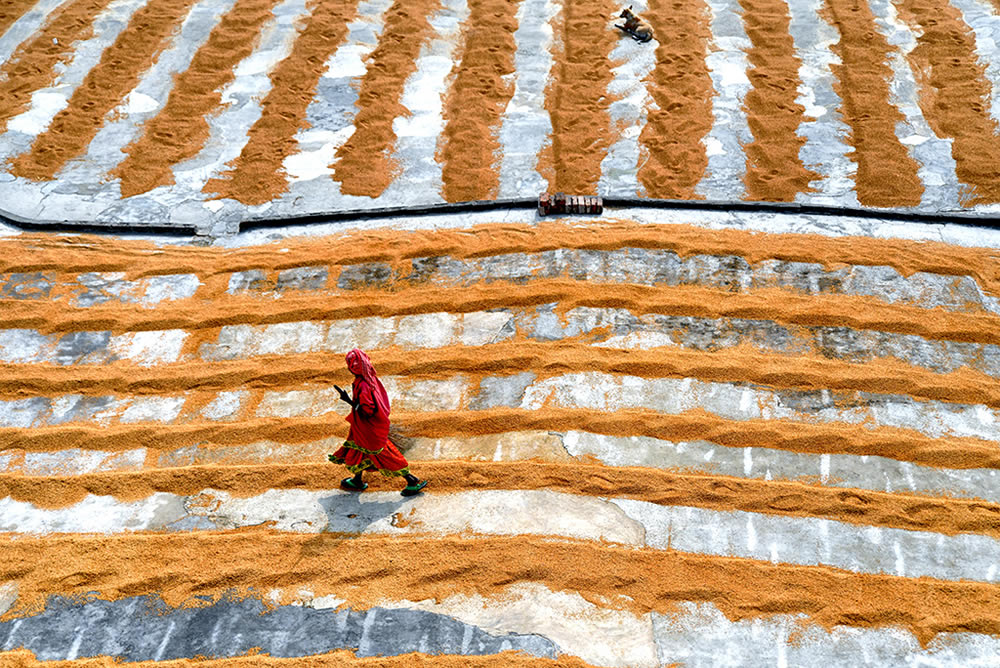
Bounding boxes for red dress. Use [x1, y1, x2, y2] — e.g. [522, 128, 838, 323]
[329, 377, 410, 477]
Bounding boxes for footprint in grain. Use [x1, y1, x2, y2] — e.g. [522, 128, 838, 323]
[902, 501, 945, 525]
[768, 493, 804, 512]
[709, 479, 740, 495]
[837, 490, 871, 513]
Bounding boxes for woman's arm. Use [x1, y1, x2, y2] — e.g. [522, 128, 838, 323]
[355, 384, 378, 418]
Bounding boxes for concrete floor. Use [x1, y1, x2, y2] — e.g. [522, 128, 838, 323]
[1, 210, 1000, 664]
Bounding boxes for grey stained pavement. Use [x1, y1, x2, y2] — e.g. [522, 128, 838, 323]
[0, 594, 557, 662]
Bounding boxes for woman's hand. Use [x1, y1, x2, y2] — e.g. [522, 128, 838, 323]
[334, 384, 355, 407]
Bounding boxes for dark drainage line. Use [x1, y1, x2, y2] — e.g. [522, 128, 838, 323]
[236, 198, 539, 231]
[602, 197, 1000, 227]
[3, 197, 1000, 236]
[240, 197, 1000, 232]
[0, 207, 200, 236]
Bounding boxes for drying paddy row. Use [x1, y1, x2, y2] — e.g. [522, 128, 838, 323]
[2, 219, 1000, 665]
[2, 0, 1000, 227]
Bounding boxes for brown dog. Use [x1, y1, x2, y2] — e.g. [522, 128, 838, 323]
[616, 6, 653, 43]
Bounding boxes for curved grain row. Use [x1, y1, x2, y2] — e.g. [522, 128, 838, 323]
[540, 0, 617, 194]
[4, 460, 1000, 538]
[5, 224, 1000, 300]
[824, 0, 922, 207]
[10, 0, 205, 181]
[896, 0, 1000, 205]
[439, 0, 521, 201]
[0, 0, 116, 134]
[112, 0, 284, 197]
[5, 406, 1000, 470]
[329, 0, 441, 198]
[738, 0, 818, 201]
[3, 532, 999, 646]
[7, 281, 1000, 348]
[202, 0, 362, 205]
[6, 244, 1000, 329]
[637, 0, 713, 198]
[0, 650, 595, 667]
[3, 342, 999, 409]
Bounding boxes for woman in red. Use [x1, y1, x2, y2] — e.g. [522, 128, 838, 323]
[328, 348, 428, 496]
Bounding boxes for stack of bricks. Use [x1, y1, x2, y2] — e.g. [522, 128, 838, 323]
[537, 193, 603, 216]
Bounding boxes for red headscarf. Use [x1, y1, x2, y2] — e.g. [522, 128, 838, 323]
[345, 349, 390, 416]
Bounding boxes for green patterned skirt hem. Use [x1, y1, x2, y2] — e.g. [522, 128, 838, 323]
[329, 454, 409, 477]
[348, 458, 410, 477]
[340, 440, 384, 456]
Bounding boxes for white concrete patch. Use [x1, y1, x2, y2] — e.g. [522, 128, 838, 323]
[364, 489, 646, 545]
[255, 387, 340, 418]
[694, 0, 752, 200]
[653, 601, 1000, 667]
[591, 330, 679, 350]
[72, 273, 200, 308]
[283, 0, 394, 183]
[378, 376, 469, 412]
[0, 398, 44, 428]
[0, 581, 18, 617]
[186, 488, 330, 532]
[379, 0, 469, 205]
[0, 493, 184, 535]
[785, 0, 859, 207]
[139, 274, 200, 306]
[611, 497, 1000, 582]
[394, 312, 458, 349]
[599, 0, 657, 198]
[563, 430, 1000, 503]
[520, 372, 1000, 443]
[253, 321, 326, 356]
[497, 0, 558, 198]
[109, 329, 188, 366]
[19, 448, 146, 476]
[384, 583, 659, 668]
[949, 0, 1000, 128]
[283, 127, 352, 182]
[7, 92, 69, 136]
[201, 390, 249, 421]
[119, 396, 186, 424]
[457, 311, 516, 346]
[0, 223, 21, 239]
[406, 430, 571, 462]
[0, 0, 149, 159]
[201, 310, 514, 360]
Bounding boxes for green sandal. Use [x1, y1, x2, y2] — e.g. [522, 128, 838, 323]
[341, 477, 368, 492]
[401, 480, 428, 497]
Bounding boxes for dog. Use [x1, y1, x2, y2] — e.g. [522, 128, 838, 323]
[616, 6, 653, 43]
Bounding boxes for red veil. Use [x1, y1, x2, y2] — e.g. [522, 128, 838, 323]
[345, 348, 390, 416]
